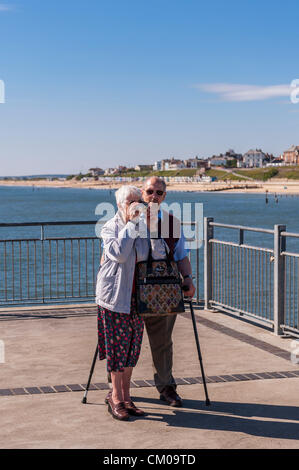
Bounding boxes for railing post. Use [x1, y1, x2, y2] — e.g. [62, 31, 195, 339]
[41, 224, 45, 303]
[196, 221, 200, 304]
[204, 217, 214, 310]
[273, 224, 286, 335]
[239, 229, 244, 245]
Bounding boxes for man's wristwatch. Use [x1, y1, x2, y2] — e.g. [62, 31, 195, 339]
[183, 274, 193, 280]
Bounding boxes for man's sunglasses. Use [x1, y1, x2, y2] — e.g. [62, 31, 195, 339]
[145, 189, 164, 196]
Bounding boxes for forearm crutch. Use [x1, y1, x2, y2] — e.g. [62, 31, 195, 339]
[82, 342, 98, 404]
[185, 297, 211, 406]
[82, 302, 211, 406]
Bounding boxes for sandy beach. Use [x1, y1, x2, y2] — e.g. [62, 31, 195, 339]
[1, 178, 299, 194]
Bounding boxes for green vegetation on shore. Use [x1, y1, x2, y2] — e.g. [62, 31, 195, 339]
[205, 169, 248, 181]
[101, 166, 299, 181]
[231, 166, 299, 181]
[234, 168, 278, 181]
[111, 168, 199, 178]
[268, 167, 299, 179]
[3, 165, 299, 183]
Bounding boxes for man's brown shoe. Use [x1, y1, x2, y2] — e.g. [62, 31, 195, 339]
[160, 386, 183, 407]
[124, 401, 146, 416]
[107, 397, 130, 421]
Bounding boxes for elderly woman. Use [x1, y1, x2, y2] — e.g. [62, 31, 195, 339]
[96, 185, 152, 421]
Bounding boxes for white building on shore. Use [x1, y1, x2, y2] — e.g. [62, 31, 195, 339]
[242, 149, 266, 168]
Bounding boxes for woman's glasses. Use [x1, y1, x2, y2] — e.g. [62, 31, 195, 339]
[145, 189, 164, 196]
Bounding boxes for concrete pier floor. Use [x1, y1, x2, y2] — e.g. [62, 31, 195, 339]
[0, 303, 299, 449]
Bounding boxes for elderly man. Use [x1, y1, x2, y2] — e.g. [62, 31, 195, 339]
[142, 177, 196, 407]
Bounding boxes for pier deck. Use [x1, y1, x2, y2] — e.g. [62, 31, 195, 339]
[0, 303, 299, 449]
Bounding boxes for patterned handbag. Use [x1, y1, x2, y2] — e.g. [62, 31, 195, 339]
[135, 243, 185, 317]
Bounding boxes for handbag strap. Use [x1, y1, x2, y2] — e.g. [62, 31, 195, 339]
[146, 239, 173, 276]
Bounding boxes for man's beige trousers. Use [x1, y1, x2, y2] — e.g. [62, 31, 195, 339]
[144, 314, 177, 393]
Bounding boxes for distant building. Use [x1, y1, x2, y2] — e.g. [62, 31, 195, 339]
[263, 153, 276, 164]
[104, 168, 118, 175]
[243, 149, 266, 168]
[135, 164, 152, 171]
[117, 165, 127, 173]
[225, 149, 243, 161]
[283, 145, 299, 165]
[153, 159, 171, 171]
[266, 158, 285, 167]
[164, 158, 185, 170]
[89, 167, 104, 177]
[153, 158, 185, 171]
[200, 159, 211, 169]
[184, 158, 199, 168]
[209, 156, 228, 166]
[153, 161, 162, 171]
[184, 157, 210, 169]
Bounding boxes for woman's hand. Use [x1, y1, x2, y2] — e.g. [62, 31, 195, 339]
[128, 202, 147, 222]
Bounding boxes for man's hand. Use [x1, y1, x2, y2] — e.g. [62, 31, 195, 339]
[182, 277, 196, 298]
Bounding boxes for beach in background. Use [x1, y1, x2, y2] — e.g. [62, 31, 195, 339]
[1, 178, 299, 194]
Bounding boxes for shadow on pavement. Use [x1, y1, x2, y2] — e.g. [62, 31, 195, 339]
[129, 396, 299, 440]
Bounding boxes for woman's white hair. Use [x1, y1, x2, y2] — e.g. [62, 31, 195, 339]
[115, 185, 142, 207]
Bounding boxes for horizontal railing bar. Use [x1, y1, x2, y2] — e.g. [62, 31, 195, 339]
[282, 251, 299, 259]
[0, 220, 197, 229]
[0, 295, 95, 301]
[210, 222, 274, 235]
[0, 236, 196, 243]
[0, 239, 41, 243]
[281, 325, 299, 337]
[45, 237, 99, 241]
[281, 231, 299, 239]
[0, 237, 100, 242]
[0, 221, 99, 228]
[210, 239, 274, 254]
[0, 298, 95, 307]
[210, 301, 274, 326]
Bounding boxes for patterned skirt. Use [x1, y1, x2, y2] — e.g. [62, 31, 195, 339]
[97, 297, 144, 372]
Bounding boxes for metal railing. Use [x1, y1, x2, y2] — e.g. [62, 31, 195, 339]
[204, 218, 299, 336]
[0, 220, 201, 307]
[0, 221, 102, 306]
[280, 230, 299, 336]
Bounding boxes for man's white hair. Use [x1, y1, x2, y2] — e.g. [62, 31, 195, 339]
[115, 185, 142, 207]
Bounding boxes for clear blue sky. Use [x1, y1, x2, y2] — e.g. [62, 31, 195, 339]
[0, 0, 299, 176]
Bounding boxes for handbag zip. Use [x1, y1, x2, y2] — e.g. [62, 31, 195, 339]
[137, 277, 182, 285]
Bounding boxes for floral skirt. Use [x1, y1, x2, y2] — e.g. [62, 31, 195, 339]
[97, 297, 144, 372]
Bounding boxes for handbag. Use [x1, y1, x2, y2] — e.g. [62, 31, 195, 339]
[135, 241, 185, 317]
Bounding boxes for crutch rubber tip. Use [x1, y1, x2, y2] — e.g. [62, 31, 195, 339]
[205, 399, 211, 406]
[82, 397, 87, 404]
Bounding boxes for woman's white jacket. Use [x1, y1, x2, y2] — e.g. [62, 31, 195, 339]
[95, 211, 167, 314]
